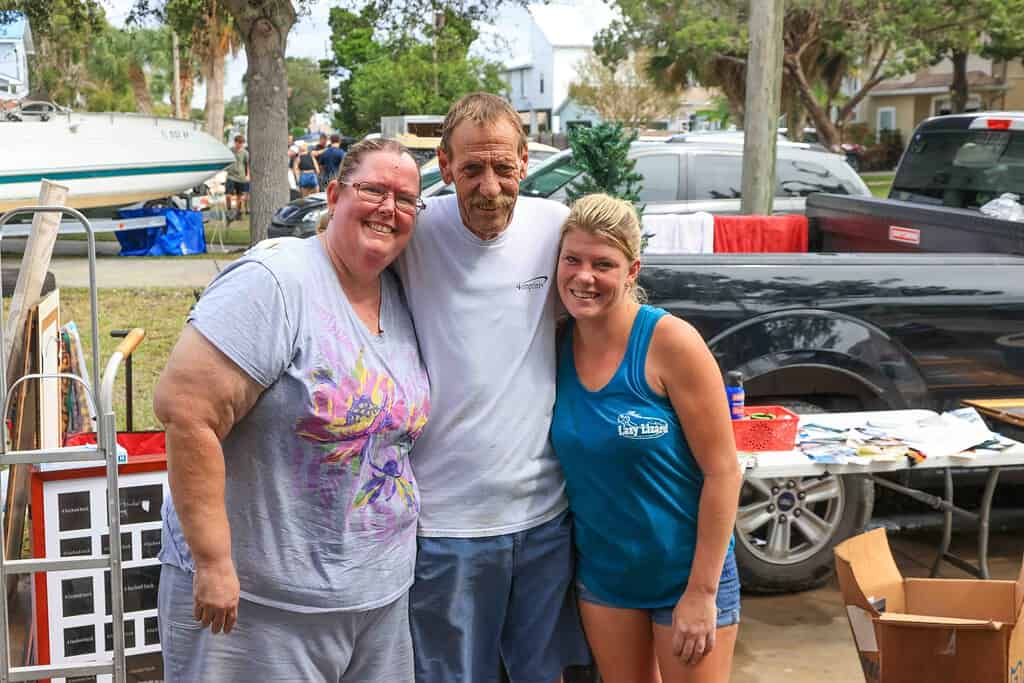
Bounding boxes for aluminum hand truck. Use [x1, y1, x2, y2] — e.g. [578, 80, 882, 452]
[0, 205, 142, 682]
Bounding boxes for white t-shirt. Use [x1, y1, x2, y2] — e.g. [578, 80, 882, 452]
[397, 194, 570, 537]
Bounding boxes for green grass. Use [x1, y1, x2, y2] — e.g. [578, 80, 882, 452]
[863, 173, 895, 198]
[59, 288, 196, 431]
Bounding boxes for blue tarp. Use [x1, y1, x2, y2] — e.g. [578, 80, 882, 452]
[115, 208, 207, 256]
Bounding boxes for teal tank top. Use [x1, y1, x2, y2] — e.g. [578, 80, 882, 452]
[551, 305, 733, 608]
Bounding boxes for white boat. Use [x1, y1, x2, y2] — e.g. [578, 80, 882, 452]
[0, 109, 234, 213]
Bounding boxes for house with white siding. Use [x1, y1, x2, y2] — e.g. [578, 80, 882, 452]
[489, 0, 614, 134]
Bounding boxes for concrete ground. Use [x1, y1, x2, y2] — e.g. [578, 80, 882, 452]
[1, 238, 236, 288]
[733, 527, 1024, 682]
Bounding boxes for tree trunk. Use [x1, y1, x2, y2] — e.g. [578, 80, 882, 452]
[173, 32, 182, 118]
[223, 0, 296, 245]
[784, 54, 840, 150]
[950, 49, 969, 114]
[180, 70, 195, 118]
[128, 63, 154, 115]
[204, 50, 227, 142]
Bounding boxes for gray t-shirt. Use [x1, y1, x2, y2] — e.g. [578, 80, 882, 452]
[159, 236, 431, 612]
[227, 147, 249, 182]
[396, 195, 569, 537]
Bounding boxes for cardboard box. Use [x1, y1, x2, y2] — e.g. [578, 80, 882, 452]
[834, 528, 1024, 683]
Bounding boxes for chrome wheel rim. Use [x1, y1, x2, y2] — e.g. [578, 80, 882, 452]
[736, 474, 846, 565]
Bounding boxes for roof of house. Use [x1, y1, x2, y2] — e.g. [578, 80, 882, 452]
[872, 70, 1006, 95]
[528, 1, 614, 48]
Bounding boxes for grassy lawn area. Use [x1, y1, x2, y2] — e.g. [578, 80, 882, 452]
[863, 173, 895, 198]
[59, 288, 195, 431]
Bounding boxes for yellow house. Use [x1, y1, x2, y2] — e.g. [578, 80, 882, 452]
[860, 55, 1019, 144]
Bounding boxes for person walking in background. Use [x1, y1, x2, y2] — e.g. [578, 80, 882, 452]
[154, 138, 430, 683]
[397, 92, 590, 683]
[225, 134, 249, 220]
[550, 194, 743, 683]
[293, 141, 321, 196]
[319, 134, 346, 187]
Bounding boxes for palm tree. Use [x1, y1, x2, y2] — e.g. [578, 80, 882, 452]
[165, 0, 240, 137]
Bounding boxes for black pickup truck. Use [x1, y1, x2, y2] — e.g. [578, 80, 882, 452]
[640, 112, 1024, 593]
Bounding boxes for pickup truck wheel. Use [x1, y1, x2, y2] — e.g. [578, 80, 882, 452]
[736, 397, 874, 593]
[735, 473, 874, 593]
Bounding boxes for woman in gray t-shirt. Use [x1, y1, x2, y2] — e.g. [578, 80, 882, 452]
[155, 138, 429, 682]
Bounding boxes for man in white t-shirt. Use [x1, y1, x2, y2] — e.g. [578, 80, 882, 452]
[397, 93, 590, 682]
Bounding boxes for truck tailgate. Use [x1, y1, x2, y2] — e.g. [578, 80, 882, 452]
[806, 194, 1024, 254]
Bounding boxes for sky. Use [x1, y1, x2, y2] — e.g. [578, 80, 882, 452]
[102, 0, 337, 106]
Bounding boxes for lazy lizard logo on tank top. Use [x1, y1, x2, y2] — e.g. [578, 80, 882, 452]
[617, 410, 669, 439]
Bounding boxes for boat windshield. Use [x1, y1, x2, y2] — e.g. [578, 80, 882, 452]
[890, 128, 1024, 209]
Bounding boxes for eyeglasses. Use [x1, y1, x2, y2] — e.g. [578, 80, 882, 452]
[341, 181, 426, 215]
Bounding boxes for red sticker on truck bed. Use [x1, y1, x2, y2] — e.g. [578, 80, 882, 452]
[888, 226, 920, 245]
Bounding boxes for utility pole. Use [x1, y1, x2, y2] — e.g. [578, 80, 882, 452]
[172, 31, 182, 118]
[740, 0, 784, 215]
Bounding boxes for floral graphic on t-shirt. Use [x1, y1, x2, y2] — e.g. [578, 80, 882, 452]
[353, 456, 415, 510]
[296, 350, 403, 473]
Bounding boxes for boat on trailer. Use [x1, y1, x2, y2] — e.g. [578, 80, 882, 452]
[0, 108, 234, 213]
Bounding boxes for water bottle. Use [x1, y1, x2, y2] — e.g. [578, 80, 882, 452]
[725, 371, 745, 420]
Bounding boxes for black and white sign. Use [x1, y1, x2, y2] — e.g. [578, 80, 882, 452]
[38, 469, 169, 682]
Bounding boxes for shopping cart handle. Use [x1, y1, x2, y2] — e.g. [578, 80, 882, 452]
[115, 328, 146, 358]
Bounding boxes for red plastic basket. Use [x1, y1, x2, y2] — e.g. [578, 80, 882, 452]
[732, 406, 799, 452]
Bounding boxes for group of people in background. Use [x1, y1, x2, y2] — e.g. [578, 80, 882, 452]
[156, 92, 743, 683]
[290, 132, 348, 197]
[223, 131, 350, 222]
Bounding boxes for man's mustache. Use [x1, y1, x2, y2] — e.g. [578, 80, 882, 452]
[470, 194, 515, 211]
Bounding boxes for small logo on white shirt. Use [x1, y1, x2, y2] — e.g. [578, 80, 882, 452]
[617, 411, 669, 439]
[516, 276, 548, 291]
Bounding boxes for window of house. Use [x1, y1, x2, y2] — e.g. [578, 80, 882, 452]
[634, 155, 681, 202]
[877, 108, 896, 142]
[540, 74, 544, 94]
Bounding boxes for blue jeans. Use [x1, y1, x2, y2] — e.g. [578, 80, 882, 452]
[577, 552, 741, 628]
[409, 510, 591, 683]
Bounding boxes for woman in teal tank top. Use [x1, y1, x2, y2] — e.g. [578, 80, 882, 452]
[550, 194, 744, 682]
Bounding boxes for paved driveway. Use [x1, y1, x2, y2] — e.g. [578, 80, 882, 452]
[1, 238, 237, 288]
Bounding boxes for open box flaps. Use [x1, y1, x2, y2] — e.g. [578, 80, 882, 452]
[834, 528, 1024, 682]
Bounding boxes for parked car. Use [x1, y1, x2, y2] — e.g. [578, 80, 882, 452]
[4, 100, 69, 122]
[271, 142, 562, 238]
[418, 140, 560, 192]
[268, 192, 328, 239]
[432, 140, 870, 214]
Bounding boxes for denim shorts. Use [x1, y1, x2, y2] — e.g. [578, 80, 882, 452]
[299, 171, 318, 188]
[577, 552, 741, 628]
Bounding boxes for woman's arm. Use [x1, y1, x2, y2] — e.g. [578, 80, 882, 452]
[153, 325, 263, 635]
[649, 314, 743, 664]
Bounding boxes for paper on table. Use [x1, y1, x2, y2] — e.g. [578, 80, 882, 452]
[882, 408, 996, 458]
